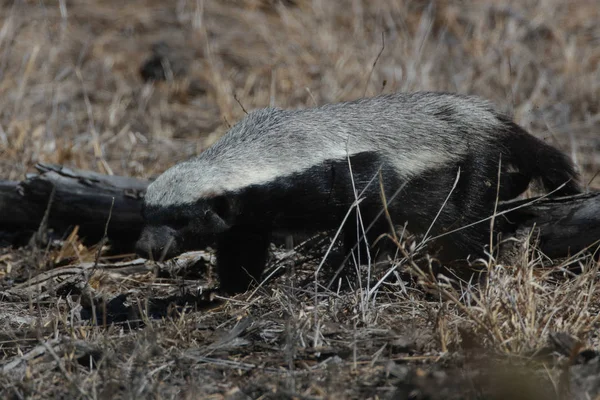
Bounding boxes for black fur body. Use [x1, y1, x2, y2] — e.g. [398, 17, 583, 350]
[136, 92, 580, 293]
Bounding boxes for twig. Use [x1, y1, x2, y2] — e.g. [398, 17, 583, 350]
[425, 181, 572, 244]
[31, 185, 56, 248]
[423, 167, 461, 241]
[489, 156, 503, 264]
[363, 31, 385, 97]
[42, 340, 90, 398]
[83, 196, 115, 293]
[233, 92, 248, 115]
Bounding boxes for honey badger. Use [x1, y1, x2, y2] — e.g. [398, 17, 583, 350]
[136, 92, 580, 293]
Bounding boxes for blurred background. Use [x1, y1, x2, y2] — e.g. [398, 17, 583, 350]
[0, 0, 598, 187]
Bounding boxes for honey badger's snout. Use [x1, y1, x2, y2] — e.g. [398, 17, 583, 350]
[135, 225, 181, 261]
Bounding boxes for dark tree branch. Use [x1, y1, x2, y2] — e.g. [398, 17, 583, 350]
[0, 163, 148, 250]
[497, 192, 600, 258]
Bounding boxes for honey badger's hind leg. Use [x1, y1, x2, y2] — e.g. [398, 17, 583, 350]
[391, 154, 503, 262]
[216, 225, 272, 294]
[438, 150, 523, 261]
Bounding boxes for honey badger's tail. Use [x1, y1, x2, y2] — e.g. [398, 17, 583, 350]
[498, 116, 581, 199]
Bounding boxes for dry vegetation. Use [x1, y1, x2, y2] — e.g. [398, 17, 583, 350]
[1, 0, 600, 399]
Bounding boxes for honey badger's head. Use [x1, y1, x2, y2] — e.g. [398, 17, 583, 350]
[135, 162, 235, 261]
[135, 198, 232, 260]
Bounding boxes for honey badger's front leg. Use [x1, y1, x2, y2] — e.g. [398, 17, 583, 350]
[216, 225, 272, 293]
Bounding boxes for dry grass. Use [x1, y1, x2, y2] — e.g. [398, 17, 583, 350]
[0, 0, 599, 399]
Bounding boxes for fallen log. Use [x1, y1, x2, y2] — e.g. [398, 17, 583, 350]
[0, 163, 599, 258]
[0, 163, 148, 251]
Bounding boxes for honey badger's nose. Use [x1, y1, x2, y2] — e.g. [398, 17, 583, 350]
[134, 238, 153, 260]
[135, 226, 178, 261]
[135, 230, 157, 259]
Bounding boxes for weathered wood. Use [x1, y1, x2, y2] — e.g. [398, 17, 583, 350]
[0, 163, 599, 259]
[0, 163, 149, 250]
